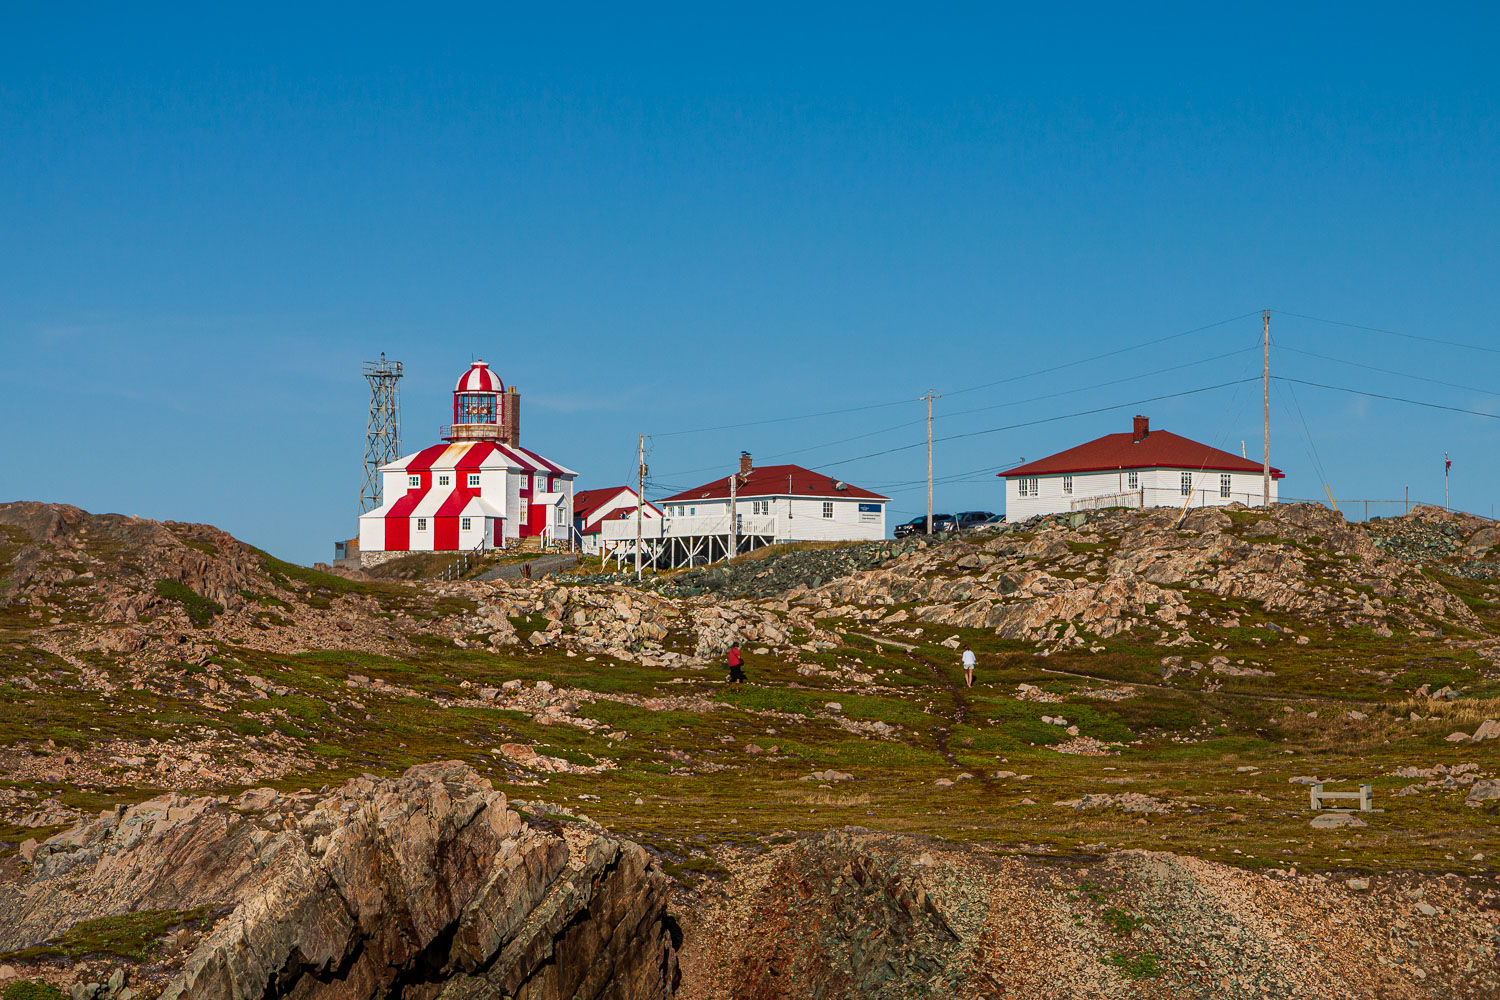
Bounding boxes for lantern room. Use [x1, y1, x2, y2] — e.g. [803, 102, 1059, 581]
[445, 360, 522, 444]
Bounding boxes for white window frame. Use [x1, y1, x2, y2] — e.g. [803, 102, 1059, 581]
[1127, 471, 1139, 490]
[822, 501, 835, 519]
[437, 473, 451, 487]
[416, 517, 428, 531]
[1220, 473, 1232, 498]
[461, 517, 472, 531]
[408, 474, 420, 489]
[467, 473, 480, 488]
[1062, 474, 1073, 495]
[1018, 477, 1039, 497]
[1180, 472, 1192, 496]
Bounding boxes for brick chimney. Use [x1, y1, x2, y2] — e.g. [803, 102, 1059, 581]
[739, 451, 753, 475]
[1132, 415, 1149, 443]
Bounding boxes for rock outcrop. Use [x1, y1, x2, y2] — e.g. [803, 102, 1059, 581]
[0, 763, 678, 1000]
[679, 830, 1500, 1000]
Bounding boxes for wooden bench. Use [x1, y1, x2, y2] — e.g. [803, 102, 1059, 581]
[1309, 782, 1373, 812]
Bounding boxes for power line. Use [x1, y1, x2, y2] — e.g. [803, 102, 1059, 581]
[650, 344, 1258, 481]
[651, 397, 914, 439]
[1274, 377, 1500, 419]
[818, 378, 1259, 470]
[1273, 310, 1500, 356]
[1277, 344, 1500, 398]
[649, 310, 1263, 441]
[942, 311, 1263, 398]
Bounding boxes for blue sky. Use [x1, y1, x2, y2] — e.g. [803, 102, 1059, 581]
[3, 5, 1497, 563]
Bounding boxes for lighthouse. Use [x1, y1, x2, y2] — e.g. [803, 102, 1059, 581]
[446, 360, 522, 445]
[356, 359, 576, 566]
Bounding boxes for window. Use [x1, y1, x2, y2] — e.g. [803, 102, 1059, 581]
[437, 473, 450, 487]
[1062, 474, 1073, 495]
[689, 507, 696, 516]
[461, 517, 472, 531]
[751, 500, 769, 515]
[467, 473, 480, 488]
[408, 475, 420, 489]
[416, 517, 428, 531]
[1018, 477, 1039, 497]
[455, 393, 497, 425]
[556, 507, 566, 525]
[1127, 471, 1139, 490]
[1220, 473, 1232, 498]
[822, 501, 835, 519]
[1180, 472, 1192, 496]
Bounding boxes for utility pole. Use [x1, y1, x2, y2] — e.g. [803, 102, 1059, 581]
[728, 463, 738, 565]
[635, 434, 646, 580]
[1445, 453, 1450, 511]
[923, 390, 941, 534]
[1261, 310, 1271, 508]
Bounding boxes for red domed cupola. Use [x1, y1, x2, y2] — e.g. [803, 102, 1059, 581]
[446, 359, 521, 444]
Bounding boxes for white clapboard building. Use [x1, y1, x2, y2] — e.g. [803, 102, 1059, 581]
[572, 486, 661, 555]
[600, 455, 888, 569]
[998, 415, 1283, 520]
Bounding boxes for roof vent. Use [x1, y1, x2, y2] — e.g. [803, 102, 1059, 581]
[834, 481, 848, 490]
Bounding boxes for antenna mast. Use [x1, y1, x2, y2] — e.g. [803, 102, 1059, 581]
[361, 353, 403, 515]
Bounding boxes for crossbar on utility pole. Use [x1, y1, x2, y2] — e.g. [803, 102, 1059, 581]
[1262, 310, 1271, 508]
[923, 390, 941, 534]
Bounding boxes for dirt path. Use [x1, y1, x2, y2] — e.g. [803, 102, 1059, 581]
[478, 553, 579, 582]
[918, 650, 998, 788]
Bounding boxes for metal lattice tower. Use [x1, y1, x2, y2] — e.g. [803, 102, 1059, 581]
[360, 354, 403, 515]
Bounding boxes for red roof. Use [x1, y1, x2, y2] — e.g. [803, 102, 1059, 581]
[998, 427, 1285, 479]
[660, 464, 889, 503]
[573, 487, 661, 524]
[578, 504, 646, 535]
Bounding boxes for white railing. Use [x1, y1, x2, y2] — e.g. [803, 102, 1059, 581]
[1069, 489, 1273, 512]
[600, 512, 778, 542]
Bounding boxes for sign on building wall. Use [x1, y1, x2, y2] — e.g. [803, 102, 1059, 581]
[858, 502, 881, 523]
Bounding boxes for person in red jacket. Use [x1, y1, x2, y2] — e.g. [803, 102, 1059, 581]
[727, 642, 746, 683]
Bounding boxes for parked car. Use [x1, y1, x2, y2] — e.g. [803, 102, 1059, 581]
[894, 513, 956, 537]
[973, 513, 1007, 530]
[894, 515, 927, 538]
[954, 511, 997, 531]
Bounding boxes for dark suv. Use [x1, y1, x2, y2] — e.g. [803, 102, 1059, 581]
[894, 516, 927, 538]
[955, 511, 997, 531]
[894, 514, 955, 537]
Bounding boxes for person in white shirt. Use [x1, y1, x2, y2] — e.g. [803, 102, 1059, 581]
[961, 647, 977, 688]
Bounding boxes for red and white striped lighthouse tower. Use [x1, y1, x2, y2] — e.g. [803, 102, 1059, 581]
[446, 360, 522, 445]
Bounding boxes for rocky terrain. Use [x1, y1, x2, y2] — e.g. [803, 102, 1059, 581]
[0, 762, 677, 1000]
[2, 499, 1499, 999]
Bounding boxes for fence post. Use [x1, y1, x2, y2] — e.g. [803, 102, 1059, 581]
[1310, 783, 1323, 810]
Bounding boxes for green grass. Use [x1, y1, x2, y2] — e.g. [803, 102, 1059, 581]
[0, 907, 212, 962]
[1106, 950, 1162, 980]
[3, 982, 67, 1000]
[152, 580, 223, 627]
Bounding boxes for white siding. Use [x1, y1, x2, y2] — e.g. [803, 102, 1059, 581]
[357, 512, 385, 554]
[503, 470, 523, 540]
[643, 496, 885, 543]
[1004, 468, 1279, 520]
